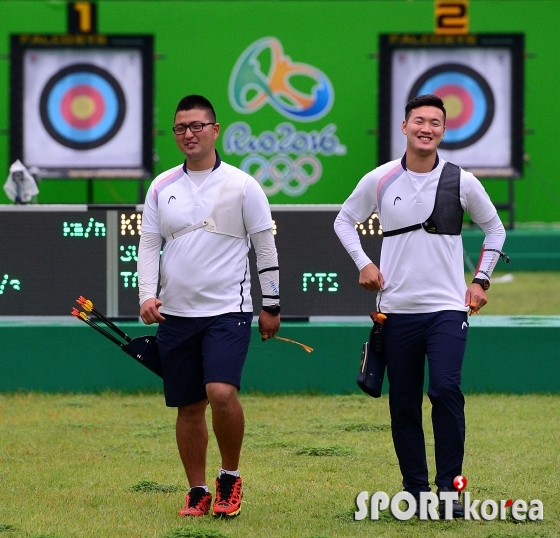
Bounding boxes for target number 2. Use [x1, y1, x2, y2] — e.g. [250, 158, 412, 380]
[435, 0, 469, 35]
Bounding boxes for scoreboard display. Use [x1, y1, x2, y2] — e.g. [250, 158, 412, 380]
[0, 205, 382, 318]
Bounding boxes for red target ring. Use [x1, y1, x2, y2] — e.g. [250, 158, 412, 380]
[61, 85, 105, 129]
[433, 84, 473, 129]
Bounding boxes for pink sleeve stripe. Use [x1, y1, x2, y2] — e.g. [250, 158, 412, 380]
[377, 164, 404, 209]
[153, 168, 184, 201]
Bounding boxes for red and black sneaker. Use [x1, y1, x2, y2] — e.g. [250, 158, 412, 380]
[178, 487, 212, 517]
[213, 474, 243, 518]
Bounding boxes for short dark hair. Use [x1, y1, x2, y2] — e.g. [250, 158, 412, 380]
[405, 94, 446, 122]
[175, 94, 217, 122]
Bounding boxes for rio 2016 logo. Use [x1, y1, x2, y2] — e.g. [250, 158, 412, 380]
[228, 36, 333, 122]
[226, 37, 344, 197]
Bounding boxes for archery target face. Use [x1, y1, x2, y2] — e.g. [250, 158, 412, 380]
[407, 63, 495, 150]
[391, 49, 512, 169]
[39, 63, 126, 150]
[23, 50, 143, 170]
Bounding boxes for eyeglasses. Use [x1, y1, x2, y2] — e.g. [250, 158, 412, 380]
[172, 122, 216, 135]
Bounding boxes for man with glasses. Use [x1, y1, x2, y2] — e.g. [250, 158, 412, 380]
[138, 95, 280, 518]
[335, 94, 506, 518]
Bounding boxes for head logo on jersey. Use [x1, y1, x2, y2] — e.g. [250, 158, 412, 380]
[39, 63, 126, 150]
[408, 63, 495, 150]
[229, 37, 334, 122]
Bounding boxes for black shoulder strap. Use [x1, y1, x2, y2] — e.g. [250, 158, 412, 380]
[421, 162, 463, 235]
[382, 223, 422, 237]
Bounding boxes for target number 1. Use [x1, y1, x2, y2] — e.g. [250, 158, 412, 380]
[68, 2, 98, 34]
[435, 0, 469, 35]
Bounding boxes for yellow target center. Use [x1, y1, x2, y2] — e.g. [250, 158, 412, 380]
[442, 95, 463, 119]
[71, 95, 96, 119]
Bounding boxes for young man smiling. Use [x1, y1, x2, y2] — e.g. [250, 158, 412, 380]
[138, 95, 280, 518]
[335, 94, 507, 517]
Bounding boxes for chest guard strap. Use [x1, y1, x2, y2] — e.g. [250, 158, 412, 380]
[382, 162, 463, 238]
[165, 171, 248, 243]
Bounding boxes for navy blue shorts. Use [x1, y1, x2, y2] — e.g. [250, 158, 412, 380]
[156, 312, 253, 407]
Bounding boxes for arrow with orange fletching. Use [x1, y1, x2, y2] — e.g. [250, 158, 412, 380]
[76, 296, 132, 341]
[72, 307, 125, 346]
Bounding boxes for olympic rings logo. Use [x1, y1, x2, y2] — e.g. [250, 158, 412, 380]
[241, 154, 322, 196]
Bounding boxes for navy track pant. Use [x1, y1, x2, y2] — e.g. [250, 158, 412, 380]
[384, 310, 468, 494]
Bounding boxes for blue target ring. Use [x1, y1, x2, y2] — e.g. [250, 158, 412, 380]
[408, 64, 494, 150]
[40, 64, 126, 150]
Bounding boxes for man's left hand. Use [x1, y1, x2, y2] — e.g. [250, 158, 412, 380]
[465, 283, 488, 313]
[259, 311, 281, 341]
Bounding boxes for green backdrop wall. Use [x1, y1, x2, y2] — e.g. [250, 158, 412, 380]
[2, 317, 559, 394]
[1, 0, 559, 223]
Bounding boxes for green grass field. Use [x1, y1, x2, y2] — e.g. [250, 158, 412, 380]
[0, 271, 558, 537]
[476, 272, 560, 315]
[0, 392, 558, 538]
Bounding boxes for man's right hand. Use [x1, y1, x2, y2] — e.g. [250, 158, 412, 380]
[140, 298, 165, 325]
[359, 263, 385, 291]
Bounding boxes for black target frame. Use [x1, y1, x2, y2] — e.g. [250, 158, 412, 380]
[9, 34, 154, 179]
[378, 34, 524, 178]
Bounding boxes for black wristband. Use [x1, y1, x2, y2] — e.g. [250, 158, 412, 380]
[262, 304, 281, 316]
[472, 277, 490, 291]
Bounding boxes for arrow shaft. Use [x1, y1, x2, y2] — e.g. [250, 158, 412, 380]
[80, 316, 125, 348]
[90, 306, 131, 342]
